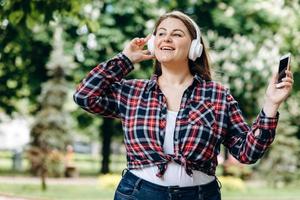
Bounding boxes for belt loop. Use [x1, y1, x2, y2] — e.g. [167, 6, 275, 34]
[198, 185, 203, 200]
[121, 168, 128, 177]
[134, 177, 143, 191]
[215, 176, 222, 189]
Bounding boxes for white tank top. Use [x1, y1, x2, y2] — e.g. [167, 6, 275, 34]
[131, 110, 215, 187]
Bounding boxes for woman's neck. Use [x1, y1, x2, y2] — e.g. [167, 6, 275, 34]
[159, 61, 193, 86]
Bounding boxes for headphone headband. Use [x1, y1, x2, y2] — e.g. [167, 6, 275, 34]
[188, 17, 201, 42]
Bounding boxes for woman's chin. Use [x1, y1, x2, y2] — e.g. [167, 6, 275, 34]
[156, 56, 175, 64]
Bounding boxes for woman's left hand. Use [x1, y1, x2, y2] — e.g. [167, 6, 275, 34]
[263, 70, 293, 117]
[265, 70, 294, 105]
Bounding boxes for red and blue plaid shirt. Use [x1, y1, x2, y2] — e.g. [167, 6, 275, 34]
[74, 53, 278, 177]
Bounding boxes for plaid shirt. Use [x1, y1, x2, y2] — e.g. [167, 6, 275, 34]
[74, 53, 278, 177]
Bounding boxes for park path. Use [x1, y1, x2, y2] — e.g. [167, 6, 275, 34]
[0, 176, 97, 185]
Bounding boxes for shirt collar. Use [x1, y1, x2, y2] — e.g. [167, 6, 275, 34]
[146, 73, 204, 93]
[146, 74, 158, 92]
[193, 73, 204, 85]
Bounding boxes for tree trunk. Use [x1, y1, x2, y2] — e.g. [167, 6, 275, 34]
[41, 153, 47, 191]
[100, 118, 114, 174]
[223, 148, 231, 176]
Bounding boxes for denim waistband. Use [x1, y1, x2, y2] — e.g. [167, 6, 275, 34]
[122, 169, 220, 193]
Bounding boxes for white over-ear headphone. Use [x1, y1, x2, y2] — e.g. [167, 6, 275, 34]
[147, 17, 203, 61]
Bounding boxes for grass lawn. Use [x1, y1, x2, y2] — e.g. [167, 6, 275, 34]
[0, 151, 127, 177]
[222, 187, 300, 200]
[0, 182, 300, 200]
[0, 184, 115, 200]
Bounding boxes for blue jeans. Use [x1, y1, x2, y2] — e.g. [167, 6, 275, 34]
[114, 170, 221, 200]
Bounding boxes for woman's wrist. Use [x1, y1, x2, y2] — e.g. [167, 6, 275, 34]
[122, 51, 134, 63]
[262, 100, 280, 117]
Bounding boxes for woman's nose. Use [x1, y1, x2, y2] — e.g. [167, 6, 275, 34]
[163, 34, 172, 42]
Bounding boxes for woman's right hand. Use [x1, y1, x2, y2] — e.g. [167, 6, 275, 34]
[122, 35, 154, 64]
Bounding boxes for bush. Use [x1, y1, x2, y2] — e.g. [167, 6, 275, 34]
[98, 174, 121, 189]
[27, 147, 65, 177]
[218, 176, 246, 191]
[47, 149, 65, 177]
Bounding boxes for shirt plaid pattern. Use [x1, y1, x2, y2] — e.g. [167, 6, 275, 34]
[74, 53, 279, 177]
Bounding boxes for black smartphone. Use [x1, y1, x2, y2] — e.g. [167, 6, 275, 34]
[277, 53, 291, 83]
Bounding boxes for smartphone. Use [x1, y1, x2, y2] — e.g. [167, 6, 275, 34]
[277, 53, 291, 83]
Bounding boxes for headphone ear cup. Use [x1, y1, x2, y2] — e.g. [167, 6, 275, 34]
[189, 39, 203, 61]
[147, 35, 155, 55]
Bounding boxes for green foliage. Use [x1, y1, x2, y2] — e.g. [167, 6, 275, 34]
[0, 0, 85, 115]
[206, 31, 280, 116]
[258, 107, 300, 187]
[157, 0, 281, 38]
[62, 0, 158, 138]
[251, 1, 300, 186]
[28, 26, 75, 180]
[30, 25, 73, 150]
[0, 0, 299, 184]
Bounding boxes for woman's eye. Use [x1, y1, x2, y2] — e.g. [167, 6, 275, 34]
[173, 33, 182, 37]
[158, 32, 165, 36]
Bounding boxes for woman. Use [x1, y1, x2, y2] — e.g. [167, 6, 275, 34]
[74, 11, 293, 200]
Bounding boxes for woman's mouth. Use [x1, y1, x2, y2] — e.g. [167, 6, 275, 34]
[160, 46, 175, 51]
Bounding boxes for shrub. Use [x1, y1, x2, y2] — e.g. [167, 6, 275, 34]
[218, 176, 246, 191]
[98, 174, 121, 189]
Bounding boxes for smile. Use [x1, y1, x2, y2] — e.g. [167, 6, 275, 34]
[160, 46, 175, 51]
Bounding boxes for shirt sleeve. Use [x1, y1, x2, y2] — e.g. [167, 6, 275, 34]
[222, 89, 279, 164]
[73, 53, 134, 118]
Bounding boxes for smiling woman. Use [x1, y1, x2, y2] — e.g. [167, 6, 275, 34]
[154, 18, 192, 64]
[148, 12, 211, 81]
[73, 10, 294, 200]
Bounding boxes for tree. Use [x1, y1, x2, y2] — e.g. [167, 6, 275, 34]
[158, 0, 300, 183]
[0, 0, 85, 115]
[255, 0, 300, 186]
[28, 24, 76, 190]
[67, 0, 158, 173]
